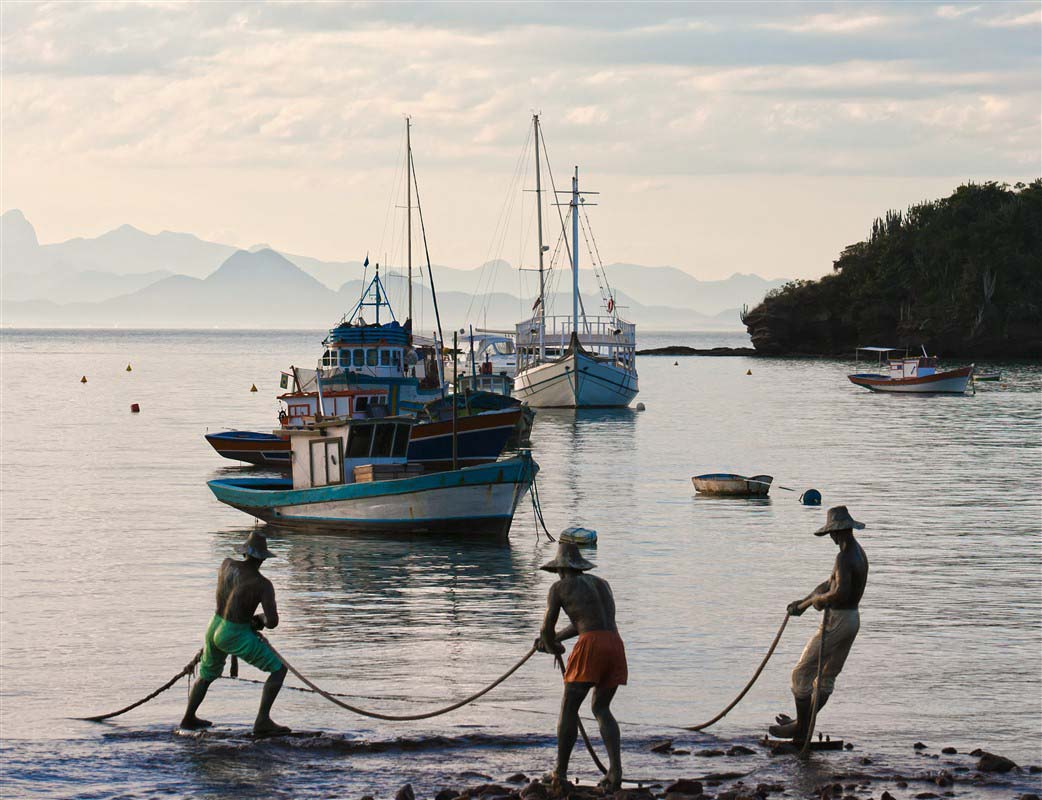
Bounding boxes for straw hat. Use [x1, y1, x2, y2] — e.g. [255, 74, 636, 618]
[540, 542, 596, 572]
[814, 506, 866, 536]
[237, 531, 275, 560]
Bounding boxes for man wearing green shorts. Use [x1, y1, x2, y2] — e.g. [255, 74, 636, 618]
[180, 532, 289, 735]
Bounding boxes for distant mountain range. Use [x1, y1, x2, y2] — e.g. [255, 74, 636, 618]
[1, 209, 788, 329]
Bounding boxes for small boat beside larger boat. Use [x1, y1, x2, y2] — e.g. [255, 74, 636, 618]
[848, 346, 974, 394]
[208, 416, 538, 538]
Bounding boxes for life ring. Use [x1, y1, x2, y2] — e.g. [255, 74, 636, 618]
[607, 298, 615, 313]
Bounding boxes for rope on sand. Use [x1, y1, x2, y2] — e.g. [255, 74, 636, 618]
[683, 612, 791, 731]
[76, 650, 203, 722]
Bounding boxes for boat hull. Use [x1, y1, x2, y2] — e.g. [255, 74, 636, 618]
[207, 455, 538, 538]
[848, 366, 973, 394]
[691, 473, 773, 497]
[205, 431, 289, 467]
[513, 351, 638, 408]
[206, 409, 521, 471]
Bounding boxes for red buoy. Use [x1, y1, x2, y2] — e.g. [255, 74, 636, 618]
[130, 403, 140, 413]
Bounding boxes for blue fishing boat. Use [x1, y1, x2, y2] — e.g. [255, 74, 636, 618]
[208, 416, 538, 538]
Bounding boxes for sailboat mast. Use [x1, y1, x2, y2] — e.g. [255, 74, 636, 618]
[571, 166, 579, 335]
[534, 114, 546, 362]
[406, 116, 413, 322]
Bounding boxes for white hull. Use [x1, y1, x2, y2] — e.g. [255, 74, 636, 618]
[274, 482, 528, 526]
[513, 351, 638, 408]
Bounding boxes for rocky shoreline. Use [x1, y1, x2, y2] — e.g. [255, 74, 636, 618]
[636, 346, 758, 357]
[377, 742, 1040, 800]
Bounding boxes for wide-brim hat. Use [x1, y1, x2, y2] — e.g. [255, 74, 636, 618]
[540, 542, 596, 572]
[814, 505, 866, 536]
[237, 531, 275, 560]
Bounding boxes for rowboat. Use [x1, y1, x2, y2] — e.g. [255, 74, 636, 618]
[208, 416, 538, 539]
[691, 473, 773, 496]
[975, 372, 1001, 382]
[848, 346, 974, 394]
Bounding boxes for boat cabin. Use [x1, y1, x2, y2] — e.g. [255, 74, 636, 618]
[456, 372, 514, 397]
[278, 386, 391, 427]
[515, 314, 636, 373]
[889, 356, 937, 380]
[284, 417, 416, 489]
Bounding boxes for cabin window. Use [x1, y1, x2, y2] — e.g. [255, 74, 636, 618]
[366, 349, 378, 367]
[353, 349, 364, 367]
[289, 403, 310, 418]
[346, 424, 373, 458]
[321, 349, 337, 368]
[339, 350, 352, 367]
[392, 350, 402, 368]
[309, 437, 343, 486]
[380, 349, 391, 366]
[371, 423, 395, 457]
[392, 424, 410, 458]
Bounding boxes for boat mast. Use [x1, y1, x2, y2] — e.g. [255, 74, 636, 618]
[406, 116, 413, 323]
[571, 166, 579, 335]
[534, 114, 546, 362]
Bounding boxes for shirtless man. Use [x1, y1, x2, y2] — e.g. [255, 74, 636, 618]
[537, 542, 628, 792]
[770, 506, 869, 743]
[180, 532, 290, 735]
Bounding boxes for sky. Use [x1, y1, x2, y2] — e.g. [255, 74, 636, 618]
[2, 1, 1040, 280]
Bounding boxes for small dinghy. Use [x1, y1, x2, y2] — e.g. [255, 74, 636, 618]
[975, 371, 1001, 382]
[691, 473, 773, 497]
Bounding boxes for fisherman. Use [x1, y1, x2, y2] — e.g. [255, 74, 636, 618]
[180, 531, 290, 735]
[536, 542, 627, 792]
[770, 506, 869, 743]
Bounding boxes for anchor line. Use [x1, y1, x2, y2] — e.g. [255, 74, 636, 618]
[530, 475, 556, 542]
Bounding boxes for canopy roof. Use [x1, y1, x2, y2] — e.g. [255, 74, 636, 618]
[857, 346, 899, 352]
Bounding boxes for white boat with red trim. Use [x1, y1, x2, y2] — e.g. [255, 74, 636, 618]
[848, 346, 974, 394]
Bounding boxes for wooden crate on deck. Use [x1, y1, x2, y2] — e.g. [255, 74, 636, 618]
[353, 463, 424, 483]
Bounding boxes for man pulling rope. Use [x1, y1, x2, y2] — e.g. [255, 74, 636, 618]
[769, 506, 869, 746]
[180, 532, 290, 736]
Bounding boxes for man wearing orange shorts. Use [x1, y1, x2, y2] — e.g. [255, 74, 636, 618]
[537, 542, 627, 791]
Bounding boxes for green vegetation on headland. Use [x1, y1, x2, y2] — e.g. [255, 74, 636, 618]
[742, 180, 1042, 358]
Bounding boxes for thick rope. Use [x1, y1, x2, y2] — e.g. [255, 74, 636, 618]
[531, 476, 556, 542]
[551, 653, 609, 775]
[76, 650, 202, 722]
[799, 609, 829, 758]
[263, 637, 537, 721]
[683, 612, 791, 731]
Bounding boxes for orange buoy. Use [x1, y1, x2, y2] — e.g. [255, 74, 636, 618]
[126, 364, 132, 372]
[130, 403, 140, 413]
[250, 384, 258, 392]
[80, 376, 87, 383]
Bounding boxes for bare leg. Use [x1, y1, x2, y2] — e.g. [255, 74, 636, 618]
[592, 686, 621, 790]
[180, 678, 215, 729]
[253, 666, 290, 735]
[553, 682, 592, 786]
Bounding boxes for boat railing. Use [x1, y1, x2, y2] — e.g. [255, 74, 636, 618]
[515, 315, 635, 349]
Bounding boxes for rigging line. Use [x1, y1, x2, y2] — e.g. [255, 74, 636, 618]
[578, 211, 612, 315]
[376, 126, 408, 281]
[537, 124, 574, 279]
[582, 204, 616, 309]
[466, 126, 533, 323]
[409, 148, 445, 374]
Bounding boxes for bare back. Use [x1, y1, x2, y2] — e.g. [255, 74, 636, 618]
[215, 558, 277, 625]
[553, 573, 618, 634]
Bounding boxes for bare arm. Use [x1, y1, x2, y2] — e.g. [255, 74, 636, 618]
[259, 580, 279, 629]
[789, 579, 833, 615]
[813, 562, 851, 609]
[539, 585, 565, 653]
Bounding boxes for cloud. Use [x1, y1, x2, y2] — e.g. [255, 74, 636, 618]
[761, 12, 897, 34]
[936, 5, 980, 20]
[980, 9, 1042, 28]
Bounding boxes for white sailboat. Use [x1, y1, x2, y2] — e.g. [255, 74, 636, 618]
[512, 115, 638, 408]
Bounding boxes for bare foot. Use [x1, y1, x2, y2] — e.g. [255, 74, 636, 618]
[598, 774, 622, 792]
[769, 713, 799, 739]
[179, 716, 213, 730]
[253, 719, 291, 737]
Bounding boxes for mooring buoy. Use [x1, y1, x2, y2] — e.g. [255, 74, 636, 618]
[250, 384, 258, 393]
[746, 369, 752, 375]
[674, 361, 679, 366]
[80, 376, 87, 383]
[635, 402, 646, 411]
[130, 403, 140, 413]
[800, 489, 822, 506]
[126, 364, 132, 372]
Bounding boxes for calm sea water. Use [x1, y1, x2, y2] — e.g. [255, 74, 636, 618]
[2, 329, 1040, 799]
